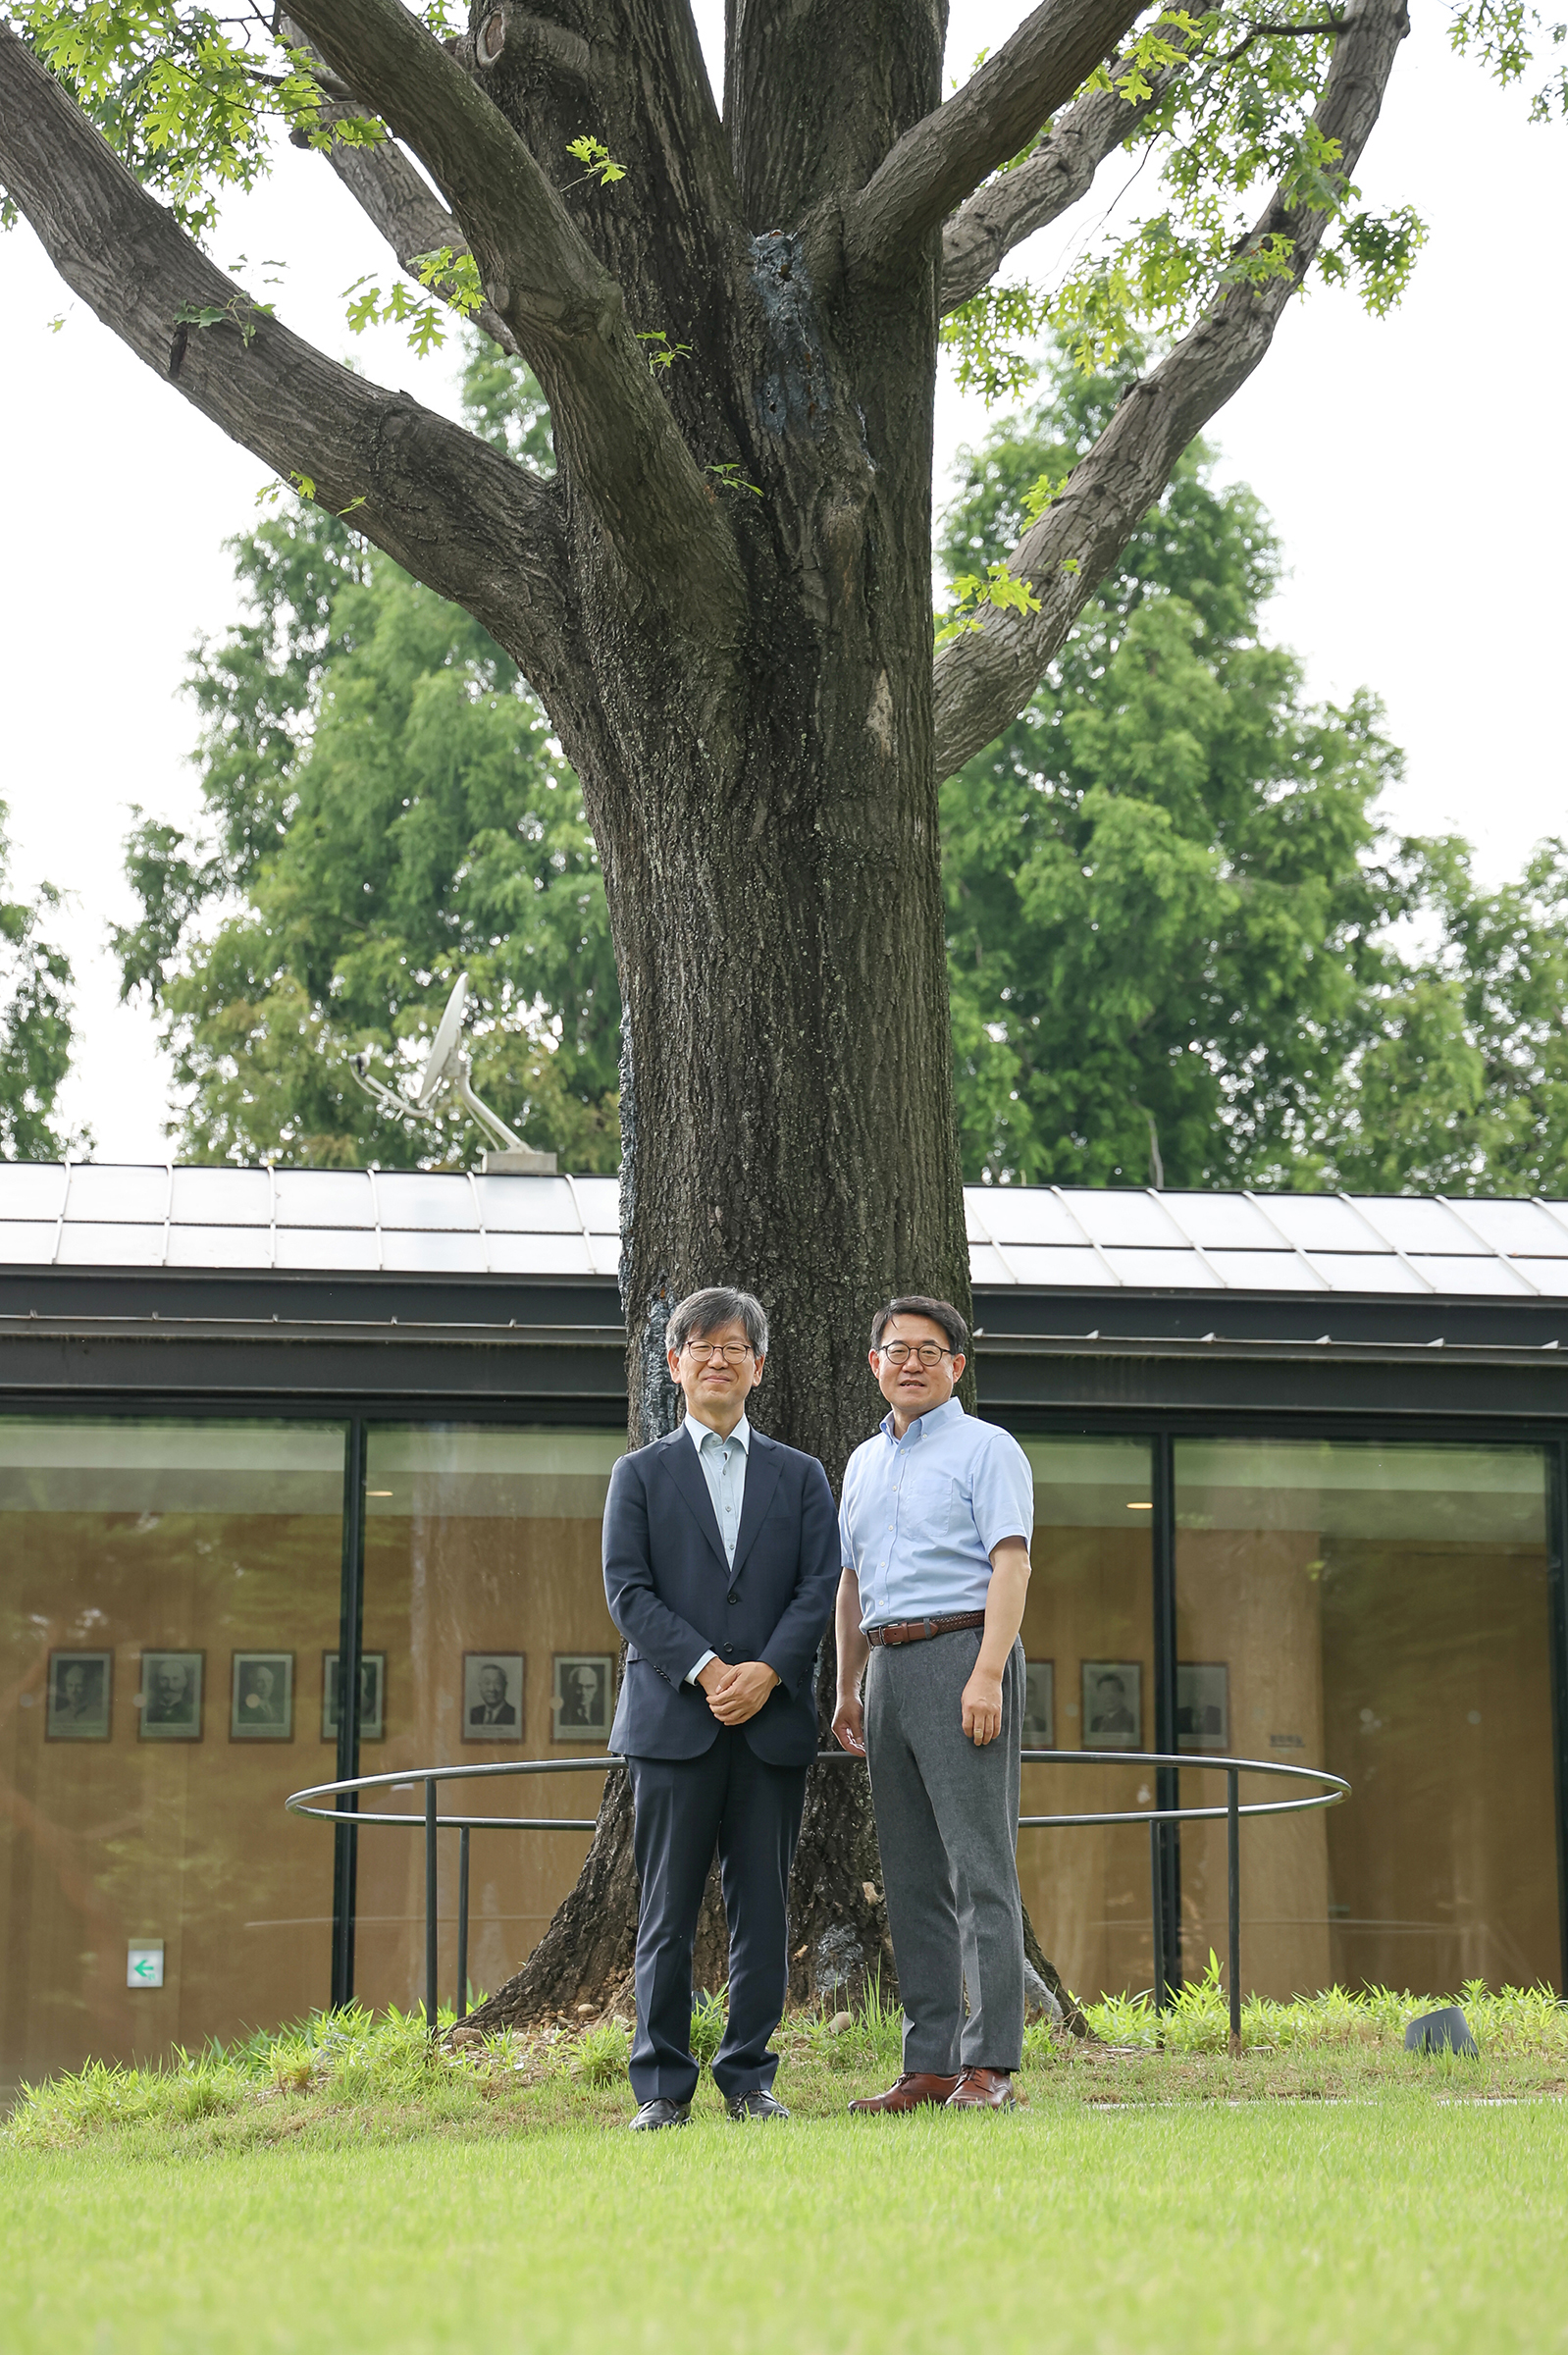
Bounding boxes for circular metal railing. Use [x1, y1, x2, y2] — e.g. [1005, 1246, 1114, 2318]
[287, 1747, 1348, 2052]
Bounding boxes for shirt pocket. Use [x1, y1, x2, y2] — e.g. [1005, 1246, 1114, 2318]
[899, 1470, 959, 1540]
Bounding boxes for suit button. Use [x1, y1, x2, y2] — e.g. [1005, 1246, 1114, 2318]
[723, 1646, 737, 1659]
[728, 1594, 740, 1605]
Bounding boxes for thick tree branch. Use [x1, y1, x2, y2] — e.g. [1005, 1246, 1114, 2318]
[0, 26, 573, 698]
[932, 0, 1409, 776]
[939, 30, 1199, 315]
[844, 0, 1146, 283]
[277, 15, 519, 356]
[286, 0, 744, 632]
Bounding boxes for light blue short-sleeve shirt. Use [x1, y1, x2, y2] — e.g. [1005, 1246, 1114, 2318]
[839, 1396, 1035, 1629]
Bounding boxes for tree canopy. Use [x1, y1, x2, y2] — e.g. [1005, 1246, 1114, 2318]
[117, 348, 619, 1172]
[0, 805, 76, 1162]
[935, 349, 1568, 1196]
[121, 336, 1568, 1200]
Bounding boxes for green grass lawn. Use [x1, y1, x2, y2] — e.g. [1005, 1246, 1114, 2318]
[6, 1987, 1568, 2355]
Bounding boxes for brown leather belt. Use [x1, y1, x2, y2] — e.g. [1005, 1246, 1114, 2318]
[865, 1610, 986, 1648]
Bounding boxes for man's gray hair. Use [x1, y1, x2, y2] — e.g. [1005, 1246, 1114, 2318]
[666, 1285, 769, 1359]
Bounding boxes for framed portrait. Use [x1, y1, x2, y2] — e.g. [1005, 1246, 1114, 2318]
[1176, 1661, 1229, 1753]
[138, 1650, 204, 1742]
[552, 1653, 613, 1743]
[231, 1651, 293, 1741]
[462, 1652, 525, 1743]
[46, 1649, 112, 1741]
[1081, 1659, 1141, 1751]
[1020, 1658, 1054, 1750]
[321, 1651, 386, 1743]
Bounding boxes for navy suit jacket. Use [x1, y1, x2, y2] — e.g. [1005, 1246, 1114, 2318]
[603, 1427, 839, 1766]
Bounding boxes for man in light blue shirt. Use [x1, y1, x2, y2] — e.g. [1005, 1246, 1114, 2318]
[834, 1294, 1034, 2112]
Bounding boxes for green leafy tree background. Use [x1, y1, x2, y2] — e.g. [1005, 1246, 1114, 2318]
[939, 346, 1568, 1194]
[117, 349, 618, 1173]
[0, 803, 76, 1161]
[120, 339, 1568, 1195]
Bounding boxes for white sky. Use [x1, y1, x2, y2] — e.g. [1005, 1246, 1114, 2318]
[0, 5, 1563, 1162]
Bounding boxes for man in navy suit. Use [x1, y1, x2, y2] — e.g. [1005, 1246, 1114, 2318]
[604, 1285, 839, 2130]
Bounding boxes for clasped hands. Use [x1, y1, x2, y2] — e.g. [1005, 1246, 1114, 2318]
[698, 1656, 779, 1725]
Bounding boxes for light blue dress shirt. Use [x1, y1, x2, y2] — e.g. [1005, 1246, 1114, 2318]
[839, 1396, 1034, 1630]
[683, 1410, 750, 1682]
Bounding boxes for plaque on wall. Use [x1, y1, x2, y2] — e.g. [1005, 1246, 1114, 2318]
[1176, 1661, 1229, 1753]
[1020, 1658, 1054, 1749]
[138, 1650, 204, 1741]
[463, 1652, 525, 1742]
[1081, 1659, 1141, 1750]
[552, 1653, 613, 1742]
[321, 1651, 386, 1743]
[231, 1651, 294, 1741]
[45, 1650, 112, 1741]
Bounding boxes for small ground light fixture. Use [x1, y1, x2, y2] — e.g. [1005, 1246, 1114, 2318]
[348, 972, 555, 1174]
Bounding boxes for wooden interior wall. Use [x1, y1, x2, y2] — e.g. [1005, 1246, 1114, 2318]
[1175, 1526, 1331, 2000]
[1321, 1538, 1557, 1994]
[352, 1512, 619, 2015]
[0, 1509, 340, 2089]
[1016, 1525, 1157, 2004]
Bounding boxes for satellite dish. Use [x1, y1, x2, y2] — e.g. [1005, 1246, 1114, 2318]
[415, 972, 468, 1107]
[343, 971, 555, 1171]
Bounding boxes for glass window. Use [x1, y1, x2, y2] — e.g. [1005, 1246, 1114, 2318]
[1175, 1439, 1555, 1999]
[355, 1426, 624, 2015]
[1017, 1437, 1157, 2007]
[0, 1419, 345, 2101]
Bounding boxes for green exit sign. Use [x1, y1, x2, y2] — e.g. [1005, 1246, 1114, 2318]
[127, 1942, 164, 1989]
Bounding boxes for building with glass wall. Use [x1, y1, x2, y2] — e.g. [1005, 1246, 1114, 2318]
[3, 1164, 1565, 2097]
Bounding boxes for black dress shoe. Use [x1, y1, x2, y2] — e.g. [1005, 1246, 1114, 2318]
[726, 2089, 789, 2120]
[629, 2098, 691, 2131]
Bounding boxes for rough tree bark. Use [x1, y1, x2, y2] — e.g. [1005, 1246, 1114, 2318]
[0, 0, 1408, 2039]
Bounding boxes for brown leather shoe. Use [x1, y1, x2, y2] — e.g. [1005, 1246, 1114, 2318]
[945, 2067, 1018, 2109]
[848, 2071, 961, 2114]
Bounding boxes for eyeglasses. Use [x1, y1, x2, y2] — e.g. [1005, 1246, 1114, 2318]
[877, 1340, 954, 1368]
[682, 1340, 755, 1366]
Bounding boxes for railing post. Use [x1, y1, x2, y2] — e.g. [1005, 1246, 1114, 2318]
[1227, 1767, 1241, 2057]
[425, 1777, 439, 2037]
[1150, 1815, 1167, 2016]
[457, 1825, 471, 2022]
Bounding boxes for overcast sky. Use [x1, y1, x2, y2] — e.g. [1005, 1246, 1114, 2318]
[1, 5, 1563, 1163]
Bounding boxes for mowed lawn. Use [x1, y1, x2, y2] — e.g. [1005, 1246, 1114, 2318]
[6, 2092, 1568, 2355]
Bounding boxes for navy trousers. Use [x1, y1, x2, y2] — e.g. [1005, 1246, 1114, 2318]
[627, 1730, 808, 2105]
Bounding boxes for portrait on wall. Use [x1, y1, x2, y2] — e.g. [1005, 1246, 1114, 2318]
[1176, 1661, 1229, 1753]
[321, 1651, 386, 1743]
[138, 1650, 204, 1741]
[230, 1651, 294, 1741]
[463, 1652, 524, 1742]
[552, 1653, 613, 1742]
[45, 1650, 112, 1741]
[1081, 1660, 1141, 1751]
[1020, 1659, 1054, 1750]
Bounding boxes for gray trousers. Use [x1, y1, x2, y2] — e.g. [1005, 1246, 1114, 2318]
[864, 1627, 1025, 2074]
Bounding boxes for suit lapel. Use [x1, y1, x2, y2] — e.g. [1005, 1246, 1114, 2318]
[660, 1430, 729, 1572]
[729, 1433, 783, 1587]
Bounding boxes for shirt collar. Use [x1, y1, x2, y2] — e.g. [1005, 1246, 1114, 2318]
[685, 1410, 752, 1455]
[879, 1394, 965, 1447]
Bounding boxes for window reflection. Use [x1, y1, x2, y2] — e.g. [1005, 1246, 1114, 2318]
[0, 1419, 345, 2100]
[1175, 1439, 1555, 1998]
[355, 1426, 624, 2014]
[1017, 1437, 1157, 2005]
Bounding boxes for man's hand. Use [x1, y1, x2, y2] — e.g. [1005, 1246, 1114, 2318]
[832, 1691, 866, 1754]
[706, 1660, 780, 1725]
[961, 1667, 1004, 1747]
